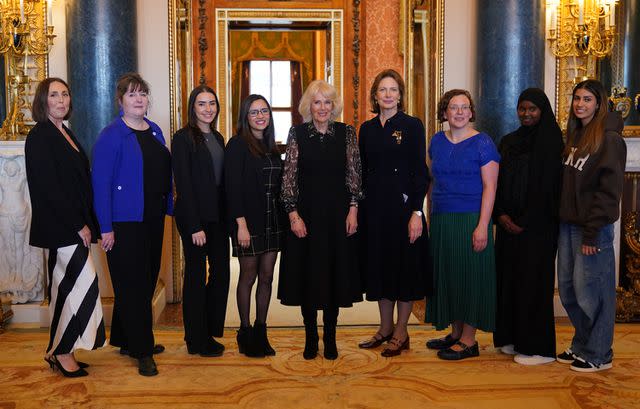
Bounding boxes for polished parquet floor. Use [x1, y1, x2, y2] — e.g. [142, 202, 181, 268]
[1, 317, 640, 409]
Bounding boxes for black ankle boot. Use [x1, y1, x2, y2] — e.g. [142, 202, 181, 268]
[323, 326, 338, 360]
[254, 322, 276, 356]
[245, 326, 266, 358]
[237, 325, 250, 354]
[303, 324, 319, 360]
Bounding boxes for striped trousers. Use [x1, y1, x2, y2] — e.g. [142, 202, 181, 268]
[46, 244, 106, 356]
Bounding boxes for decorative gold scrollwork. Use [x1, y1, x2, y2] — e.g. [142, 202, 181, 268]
[617, 210, 640, 322]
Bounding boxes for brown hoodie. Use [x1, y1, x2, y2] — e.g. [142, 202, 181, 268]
[559, 111, 627, 246]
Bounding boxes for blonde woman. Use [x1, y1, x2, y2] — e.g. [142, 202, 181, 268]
[278, 80, 364, 360]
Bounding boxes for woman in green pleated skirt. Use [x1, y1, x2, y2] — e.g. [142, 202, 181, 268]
[427, 213, 496, 332]
[425, 89, 500, 360]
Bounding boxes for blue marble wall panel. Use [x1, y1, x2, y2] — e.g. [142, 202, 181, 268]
[65, 0, 137, 154]
[475, 0, 545, 144]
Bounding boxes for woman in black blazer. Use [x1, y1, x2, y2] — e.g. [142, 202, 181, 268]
[25, 77, 106, 377]
[225, 94, 283, 357]
[172, 85, 230, 357]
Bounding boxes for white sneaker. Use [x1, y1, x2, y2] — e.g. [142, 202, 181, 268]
[500, 344, 517, 355]
[514, 354, 556, 365]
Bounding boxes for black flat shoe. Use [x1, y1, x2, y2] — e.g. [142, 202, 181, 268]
[426, 334, 460, 350]
[44, 356, 88, 378]
[138, 356, 159, 376]
[121, 344, 165, 356]
[437, 341, 480, 360]
[358, 332, 393, 349]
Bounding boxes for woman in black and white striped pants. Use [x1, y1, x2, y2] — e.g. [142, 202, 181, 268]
[25, 78, 106, 378]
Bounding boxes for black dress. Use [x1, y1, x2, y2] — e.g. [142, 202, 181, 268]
[493, 88, 564, 358]
[232, 154, 283, 256]
[278, 122, 363, 308]
[358, 111, 431, 301]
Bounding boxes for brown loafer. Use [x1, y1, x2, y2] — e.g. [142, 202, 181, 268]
[381, 336, 410, 357]
[358, 332, 393, 349]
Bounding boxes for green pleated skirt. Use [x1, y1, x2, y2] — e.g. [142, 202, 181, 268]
[425, 212, 496, 332]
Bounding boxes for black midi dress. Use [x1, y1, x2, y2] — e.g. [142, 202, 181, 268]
[278, 121, 364, 309]
[358, 111, 431, 301]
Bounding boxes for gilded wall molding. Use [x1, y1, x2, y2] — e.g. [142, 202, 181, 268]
[215, 8, 344, 140]
[198, 0, 208, 85]
[352, 0, 360, 127]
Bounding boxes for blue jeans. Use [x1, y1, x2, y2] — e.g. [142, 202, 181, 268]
[557, 223, 615, 365]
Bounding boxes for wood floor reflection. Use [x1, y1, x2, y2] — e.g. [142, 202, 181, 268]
[1, 323, 639, 408]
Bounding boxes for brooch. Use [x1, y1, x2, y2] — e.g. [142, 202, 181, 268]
[392, 130, 402, 145]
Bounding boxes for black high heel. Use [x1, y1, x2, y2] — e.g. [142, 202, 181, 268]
[44, 356, 88, 377]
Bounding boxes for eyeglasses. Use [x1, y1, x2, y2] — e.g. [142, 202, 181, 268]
[447, 105, 471, 112]
[248, 108, 270, 117]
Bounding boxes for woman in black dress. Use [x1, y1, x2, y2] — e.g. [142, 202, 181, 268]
[493, 88, 563, 365]
[225, 94, 283, 358]
[25, 77, 106, 377]
[357, 69, 430, 357]
[172, 85, 229, 357]
[278, 80, 363, 360]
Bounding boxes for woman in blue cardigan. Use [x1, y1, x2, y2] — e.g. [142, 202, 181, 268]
[92, 73, 173, 377]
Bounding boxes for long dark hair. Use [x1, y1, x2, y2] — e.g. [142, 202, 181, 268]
[564, 79, 608, 157]
[187, 85, 220, 145]
[236, 94, 279, 157]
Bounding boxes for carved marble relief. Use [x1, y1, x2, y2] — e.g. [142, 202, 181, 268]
[0, 143, 45, 304]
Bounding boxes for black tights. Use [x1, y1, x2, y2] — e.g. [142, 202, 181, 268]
[236, 251, 278, 327]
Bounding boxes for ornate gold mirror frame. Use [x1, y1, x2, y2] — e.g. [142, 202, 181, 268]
[215, 8, 344, 140]
[168, 0, 193, 301]
[399, 0, 443, 139]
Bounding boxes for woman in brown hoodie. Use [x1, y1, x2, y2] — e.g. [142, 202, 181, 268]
[557, 79, 626, 373]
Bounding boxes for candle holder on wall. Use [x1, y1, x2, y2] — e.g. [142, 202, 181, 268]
[546, 0, 619, 129]
[0, 0, 56, 141]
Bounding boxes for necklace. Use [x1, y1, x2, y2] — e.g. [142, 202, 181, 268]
[122, 116, 147, 130]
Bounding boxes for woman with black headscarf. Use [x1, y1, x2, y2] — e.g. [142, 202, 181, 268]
[493, 88, 564, 365]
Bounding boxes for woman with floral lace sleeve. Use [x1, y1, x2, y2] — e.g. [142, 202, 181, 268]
[278, 80, 364, 361]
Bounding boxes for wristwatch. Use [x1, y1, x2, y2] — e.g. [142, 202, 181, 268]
[413, 210, 423, 217]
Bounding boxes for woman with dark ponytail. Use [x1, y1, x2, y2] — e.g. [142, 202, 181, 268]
[172, 85, 230, 357]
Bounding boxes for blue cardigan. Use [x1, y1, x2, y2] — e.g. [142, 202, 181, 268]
[92, 117, 173, 234]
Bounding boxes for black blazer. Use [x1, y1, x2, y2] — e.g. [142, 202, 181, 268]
[171, 127, 225, 235]
[25, 120, 99, 249]
[224, 135, 282, 235]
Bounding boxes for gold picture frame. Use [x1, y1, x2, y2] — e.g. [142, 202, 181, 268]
[214, 8, 344, 140]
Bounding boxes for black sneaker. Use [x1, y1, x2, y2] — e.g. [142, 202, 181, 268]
[570, 356, 613, 372]
[556, 348, 577, 364]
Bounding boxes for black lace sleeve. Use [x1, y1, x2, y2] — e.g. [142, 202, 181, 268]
[280, 127, 299, 213]
[345, 125, 364, 202]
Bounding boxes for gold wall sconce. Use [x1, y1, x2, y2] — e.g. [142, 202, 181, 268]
[0, 0, 55, 141]
[547, 0, 618, 58]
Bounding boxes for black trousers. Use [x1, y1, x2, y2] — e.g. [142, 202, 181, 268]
[180, 221, 230, 349]
[107, 218, 164, 358]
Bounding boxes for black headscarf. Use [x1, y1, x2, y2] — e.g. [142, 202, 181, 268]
[494, 88, 564, 229]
